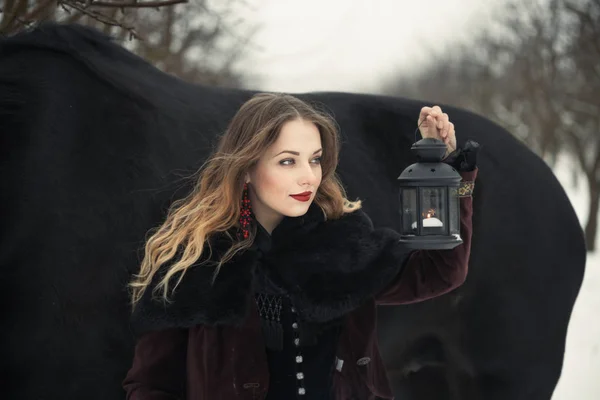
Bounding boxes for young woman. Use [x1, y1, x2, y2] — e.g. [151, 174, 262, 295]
[123, 93, 479, 400]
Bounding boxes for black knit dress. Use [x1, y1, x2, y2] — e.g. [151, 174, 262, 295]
[252, 222, 342, 400]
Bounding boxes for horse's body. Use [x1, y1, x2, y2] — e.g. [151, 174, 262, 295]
[0, 24, 585, 400]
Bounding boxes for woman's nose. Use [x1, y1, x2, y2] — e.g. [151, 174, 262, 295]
[298, 162, 318, 185]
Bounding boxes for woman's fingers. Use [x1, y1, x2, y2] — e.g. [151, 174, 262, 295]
[419, 107, 456, 153]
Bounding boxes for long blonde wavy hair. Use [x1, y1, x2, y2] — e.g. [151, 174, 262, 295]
[129, 92, 362, 308]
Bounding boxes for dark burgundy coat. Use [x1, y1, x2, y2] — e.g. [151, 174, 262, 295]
[123, 169, 477, 400]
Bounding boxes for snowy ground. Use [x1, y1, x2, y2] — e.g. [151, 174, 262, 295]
[550, 155, 600, 400]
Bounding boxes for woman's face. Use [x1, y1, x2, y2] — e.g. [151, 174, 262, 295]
[246, 118, 323, 233]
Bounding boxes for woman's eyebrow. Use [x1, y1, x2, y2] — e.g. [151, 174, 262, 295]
[273, 148, 323, 157]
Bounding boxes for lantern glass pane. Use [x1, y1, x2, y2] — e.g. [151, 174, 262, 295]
[401, 188, 417, 235]
[449, 187, 460, 235]
[419, 187, 447, 236]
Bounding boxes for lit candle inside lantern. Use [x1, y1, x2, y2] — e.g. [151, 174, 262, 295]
[422, 217, 443, 227]
[411, 210, 444, 229]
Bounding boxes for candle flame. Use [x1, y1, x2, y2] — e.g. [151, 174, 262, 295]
[423, 208, 436, 219]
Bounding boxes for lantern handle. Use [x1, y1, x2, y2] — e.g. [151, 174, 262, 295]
[414, 114, 428, 143]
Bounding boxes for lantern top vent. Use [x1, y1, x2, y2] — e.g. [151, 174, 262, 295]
[397, 138, 461, 186]
[411, 138, 448, 162]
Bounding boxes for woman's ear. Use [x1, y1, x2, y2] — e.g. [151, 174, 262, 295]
[245, 173, 250, 184]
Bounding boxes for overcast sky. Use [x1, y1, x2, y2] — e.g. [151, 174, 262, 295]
[241, 0, 506, 93]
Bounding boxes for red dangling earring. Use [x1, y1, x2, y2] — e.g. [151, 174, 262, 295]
[239, 182, 252, 240]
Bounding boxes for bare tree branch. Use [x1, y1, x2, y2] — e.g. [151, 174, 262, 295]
[64, 1, 141, 38]
[68, 0, 187, 8]
[0, 0, 189, 35]
[0, 0, 28, 34]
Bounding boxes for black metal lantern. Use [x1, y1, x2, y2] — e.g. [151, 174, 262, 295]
[397, 138, 462, 250]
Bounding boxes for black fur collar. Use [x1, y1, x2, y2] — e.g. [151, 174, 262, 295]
[131, 203, 410, 336]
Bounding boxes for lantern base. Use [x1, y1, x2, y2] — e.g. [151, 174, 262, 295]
[399, 234, 463, 250]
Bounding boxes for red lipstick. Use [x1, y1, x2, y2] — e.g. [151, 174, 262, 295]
[290, 191, 312, 202]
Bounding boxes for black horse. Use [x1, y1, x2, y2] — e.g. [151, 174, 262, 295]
[0, 24, 586, 400]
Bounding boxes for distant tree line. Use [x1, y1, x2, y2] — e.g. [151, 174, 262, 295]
[385, 0, 600, 251]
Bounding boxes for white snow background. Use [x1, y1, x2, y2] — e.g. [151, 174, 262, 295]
[551, 154, 600, 400]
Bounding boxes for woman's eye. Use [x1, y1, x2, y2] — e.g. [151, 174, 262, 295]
[279, 157, 322, 166]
